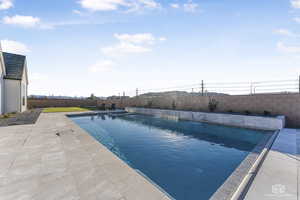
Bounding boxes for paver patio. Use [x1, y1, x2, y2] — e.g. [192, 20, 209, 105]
[0, 112, 170, 200]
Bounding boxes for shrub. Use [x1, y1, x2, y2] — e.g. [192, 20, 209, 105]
[28, 104, 34, 109]
[146, 101, 153, 108]
[264, 110, 271, 116]
[111, 104, 116, 110]
[245, 110, 251, 115]
[172, 100, 176, 110]
[208, 98, 218, 112]
[3, 114, 10, 118]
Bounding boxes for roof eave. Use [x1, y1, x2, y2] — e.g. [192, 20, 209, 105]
[4, 77, 22, 81]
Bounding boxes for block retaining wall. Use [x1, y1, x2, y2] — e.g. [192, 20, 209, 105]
[125, 107, 285, 131]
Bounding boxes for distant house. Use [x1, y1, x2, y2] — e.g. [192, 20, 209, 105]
[0, 45, 28, 114]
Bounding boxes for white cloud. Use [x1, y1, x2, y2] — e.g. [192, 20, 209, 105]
[273, 29, 296, 37]
[277, 42, 300, 53]
[125, 0, 160, 12]
[88, 60, 115, 72]
[38, 20, 91, 30]
[101, 33, 165, 56]
[183, 2, 199, 13]
[0, 0, 13, 10]
[293, 17, 300, 23]
[2, 15, 103, 30]
[102, 42, 151, 56]
[3, 15, 40, 28]
[170, 3, 179, 8]
[139, 0, 159, 8]
[79, 0, 159, 12]
[73, 9, 85, 15]
[170, 2, 201, 12]
[114, 33, 155, 44]
[291, 0, 300, 8]
[0, 40, 30, 54]
[80, 0, 126, 11]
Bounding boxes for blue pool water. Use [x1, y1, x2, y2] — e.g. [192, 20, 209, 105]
[70, 114, 270, 200]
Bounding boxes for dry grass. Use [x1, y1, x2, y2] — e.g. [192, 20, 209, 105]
[0, 112, 17, 119]
[43, 107, 91, 113]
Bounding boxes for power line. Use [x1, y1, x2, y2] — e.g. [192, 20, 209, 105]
[120, 77, 300, 97]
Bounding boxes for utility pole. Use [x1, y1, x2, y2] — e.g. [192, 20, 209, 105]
[136, 88, 139, 97]
[201, 80, 204, 96]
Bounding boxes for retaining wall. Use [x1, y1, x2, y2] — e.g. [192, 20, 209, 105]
[125, 107, 285, 131]
[98, 93, 300, 127]
[28, 98, 98, 108]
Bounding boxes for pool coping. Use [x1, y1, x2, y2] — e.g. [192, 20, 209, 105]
[229, 131, 279, 200]
[210, 130, 278, 200]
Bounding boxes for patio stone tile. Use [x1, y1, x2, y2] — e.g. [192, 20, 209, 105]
[34, 174, 79, 200]
[0, 112, 171, 200]
[94, 180, 124, 200]
[0, 176, 39, 200]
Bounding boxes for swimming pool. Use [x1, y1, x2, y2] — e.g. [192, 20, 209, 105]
[70, 114, 271, 200]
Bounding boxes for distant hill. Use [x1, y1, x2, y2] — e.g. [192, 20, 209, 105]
[139, 91, 229, 98]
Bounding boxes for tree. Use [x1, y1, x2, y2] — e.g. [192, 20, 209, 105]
[88, 93, 96, 100]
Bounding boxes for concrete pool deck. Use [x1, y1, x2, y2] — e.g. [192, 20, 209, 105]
[0, 111, 298, 200]
[0, 112, 170, 200]
[243, 128, 299, 200]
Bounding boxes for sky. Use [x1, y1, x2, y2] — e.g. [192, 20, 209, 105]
[0, 0, 300, 97]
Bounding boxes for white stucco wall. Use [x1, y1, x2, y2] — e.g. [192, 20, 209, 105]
[0, 56, 3, 115]
[0, 46, 4, 115]
[0, 70, 3, 115]
[4, 79, 21, 113]
[20, 68, 27, 112]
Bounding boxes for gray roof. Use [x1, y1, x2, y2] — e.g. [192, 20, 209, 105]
[3, 52, 26, 80]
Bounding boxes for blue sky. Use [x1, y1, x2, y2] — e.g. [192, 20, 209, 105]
[0, 0, 300, 96]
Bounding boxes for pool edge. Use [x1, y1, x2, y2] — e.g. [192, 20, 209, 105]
[210, 130, 279, 200]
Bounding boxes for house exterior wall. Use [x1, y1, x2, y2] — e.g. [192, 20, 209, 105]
[4, 79, 21, 113]
[20, 66, 27, 112]
[0, 47, 3, 114]
[0, 68, 3, 115]
[0, 62, 3, 114]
